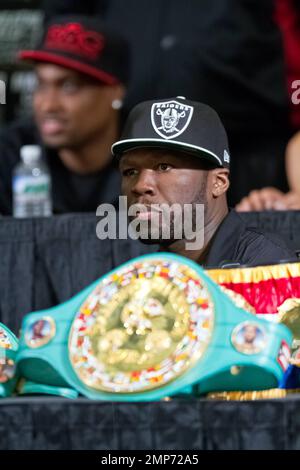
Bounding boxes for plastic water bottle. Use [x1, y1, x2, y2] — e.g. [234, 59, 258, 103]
[13, 145, 52, 218]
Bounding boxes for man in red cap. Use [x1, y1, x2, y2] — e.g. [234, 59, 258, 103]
[0, 15, 129, 214]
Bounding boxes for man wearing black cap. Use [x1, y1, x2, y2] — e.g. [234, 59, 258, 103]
[113, 97, 294, 268]
[0, 15, 129, 214]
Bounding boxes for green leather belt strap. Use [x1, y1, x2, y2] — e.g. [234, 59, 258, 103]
[17, 380, 79, 399]
[16, 254, 293, 401]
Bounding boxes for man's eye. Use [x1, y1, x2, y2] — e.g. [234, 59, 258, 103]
[122, 168, 138, 177]
[157, 163, 172, 172]
[34, 81, 46, 93]
[62, 81, 79, 93]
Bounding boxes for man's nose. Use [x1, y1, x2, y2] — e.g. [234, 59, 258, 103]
[131, 169, 157, 197]
[35, 88, 62, 114]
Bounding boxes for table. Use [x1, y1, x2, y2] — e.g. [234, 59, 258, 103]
[1, 396, 300, 450]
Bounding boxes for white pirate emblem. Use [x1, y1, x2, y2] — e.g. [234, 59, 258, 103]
[151, 100, 194, 140]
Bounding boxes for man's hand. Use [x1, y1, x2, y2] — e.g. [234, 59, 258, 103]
[235, 187, 285, 212]
[272, 191, 300, 210]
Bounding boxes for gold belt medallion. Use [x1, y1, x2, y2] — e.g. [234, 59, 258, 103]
[69, 259, 215, 393]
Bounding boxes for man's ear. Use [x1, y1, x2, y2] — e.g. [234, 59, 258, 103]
[211, 168, 230, 197]
[112, 84, 126, 102]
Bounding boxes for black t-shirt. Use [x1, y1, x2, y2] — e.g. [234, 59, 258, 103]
[204, 210, 296, 268]
[0, 120, 121, 215]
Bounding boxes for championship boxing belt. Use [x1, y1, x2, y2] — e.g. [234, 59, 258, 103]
[0, 323, 19, 398]
[16, 254, 292, 401]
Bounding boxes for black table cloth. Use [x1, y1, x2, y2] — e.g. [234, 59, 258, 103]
[1, 396, 300, 450]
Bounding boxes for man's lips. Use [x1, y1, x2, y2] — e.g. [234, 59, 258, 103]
[133, 205, 164, 221]
[135, 211, 153, 221]
[39, 118, 67, 135]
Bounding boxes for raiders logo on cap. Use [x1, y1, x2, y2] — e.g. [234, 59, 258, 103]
[112, 97, 231, 169]
[151, 100, 194, 140]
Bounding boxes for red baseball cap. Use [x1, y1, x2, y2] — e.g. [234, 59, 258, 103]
[19, 15, 130, 86]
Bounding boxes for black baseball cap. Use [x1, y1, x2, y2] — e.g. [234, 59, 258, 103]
[112, 97, 230, 168]
[19, 15, 129, 86]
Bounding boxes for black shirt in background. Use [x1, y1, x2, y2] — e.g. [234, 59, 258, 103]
[204, 210, 296, 268]
[0, 120, 121, 215]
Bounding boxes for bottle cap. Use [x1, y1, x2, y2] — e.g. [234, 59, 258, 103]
[20, 146, 41, 165]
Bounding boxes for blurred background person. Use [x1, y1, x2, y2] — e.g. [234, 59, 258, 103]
[0, 14, 129, 214]
[42, 0, 292, 208]
[236, 0, 300, 212]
